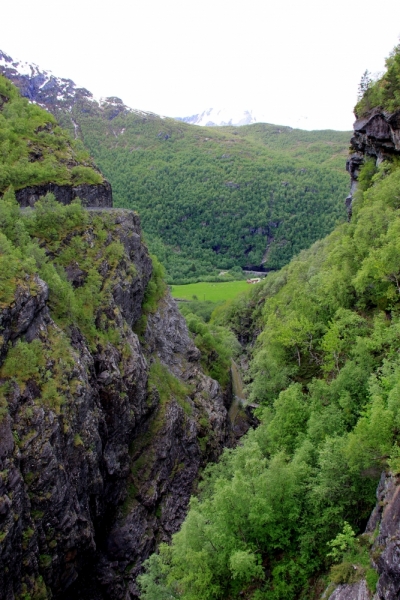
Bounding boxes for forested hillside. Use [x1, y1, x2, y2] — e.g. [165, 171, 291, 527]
[0, 53, 351, 282]
[70, 108, 350, 282]
[139, 46, 400, 600]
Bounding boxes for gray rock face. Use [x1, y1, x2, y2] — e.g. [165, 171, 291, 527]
[327, 473, 400, 600]
[345, 108, 400, 216]
[328, 580, 371, 600]
[365, 473, 400, 600]
[0, 275, 48, 363]
[0, 209, 230, 599]
[14, 181, 113, 208]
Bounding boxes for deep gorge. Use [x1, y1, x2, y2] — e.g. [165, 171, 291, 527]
[2, 43, 400, 600]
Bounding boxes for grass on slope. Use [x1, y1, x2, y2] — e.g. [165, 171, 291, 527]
[171, 280, 251, 303]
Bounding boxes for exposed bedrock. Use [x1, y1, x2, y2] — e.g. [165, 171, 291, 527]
[345, 108, 400, 216]
[326, 473, 400, 600]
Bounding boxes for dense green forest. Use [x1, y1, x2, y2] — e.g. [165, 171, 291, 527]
[59, 98, 350, 282]
[139, 54, 400, 599]
[0, 75, 102, 192]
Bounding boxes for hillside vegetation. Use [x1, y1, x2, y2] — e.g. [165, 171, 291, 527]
[0, 75, 102, 193]
[60, 99, 350, 282]
[139, 62, 400, 599]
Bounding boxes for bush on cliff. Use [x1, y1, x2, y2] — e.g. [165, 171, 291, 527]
[355, 43, 400, 116]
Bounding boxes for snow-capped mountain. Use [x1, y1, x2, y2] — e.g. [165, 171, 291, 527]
[0, 50, 259, 131]
[0, 50, 157, 123]
[0, 49, 97, 110]
[176, 107, 258, 127]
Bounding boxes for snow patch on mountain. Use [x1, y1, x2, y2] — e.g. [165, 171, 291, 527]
[176, 107, 258, 127]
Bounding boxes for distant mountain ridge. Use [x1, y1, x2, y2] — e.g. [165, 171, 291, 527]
[0, 49, 159, 131]
[0, 49, 93, 110]
[176, 107, 258, 127]
[0, 52, 256, 129]
[0, 48, 351, 283]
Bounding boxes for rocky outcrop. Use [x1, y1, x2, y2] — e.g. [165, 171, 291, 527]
[325, 472, 400, 600]
[346, 108, 400, 216]
[14, 181, 113, 208]
[364, 472, 400, 600]
[327, 105, 400, 600]
[327, 580, 371, 600]
[0, 208, 230, 599]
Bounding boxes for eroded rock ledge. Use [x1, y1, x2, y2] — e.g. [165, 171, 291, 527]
[346, 108, 400, 216]
[14, 180, 113, 208]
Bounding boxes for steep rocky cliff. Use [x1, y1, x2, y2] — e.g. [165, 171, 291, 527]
[0, 206, 230, 599]
[346, 108, 400, 216]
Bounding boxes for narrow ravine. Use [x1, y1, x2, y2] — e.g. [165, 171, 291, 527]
[228, 359, 246, 425]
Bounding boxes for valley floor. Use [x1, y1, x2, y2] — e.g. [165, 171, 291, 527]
[170, 280, 252, 303]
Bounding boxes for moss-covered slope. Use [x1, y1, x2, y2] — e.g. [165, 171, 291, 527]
[0, 75, 103, 193]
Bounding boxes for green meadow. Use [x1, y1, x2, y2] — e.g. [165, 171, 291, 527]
[170, 279, 254, 303]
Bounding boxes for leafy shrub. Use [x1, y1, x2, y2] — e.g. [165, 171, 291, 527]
[142, 255, 167, 314]
[148, 360, 191, 415]
[185, 313, 240, 387]
[70, 166, 102, 184]
[327, 522, 356, 562]
[329, 562, 361, 585]
[0, 340, 45, 384]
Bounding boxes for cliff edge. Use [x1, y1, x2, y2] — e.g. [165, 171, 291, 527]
[346, 108, 400, 216]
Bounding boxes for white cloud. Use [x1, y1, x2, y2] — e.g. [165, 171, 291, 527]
[1, 0, 400, 130]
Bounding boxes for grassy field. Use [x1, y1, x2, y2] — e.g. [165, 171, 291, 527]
[170, 280, 254, 303]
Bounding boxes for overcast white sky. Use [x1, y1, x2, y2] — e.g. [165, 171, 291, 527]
[2, 0, 400, 130]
